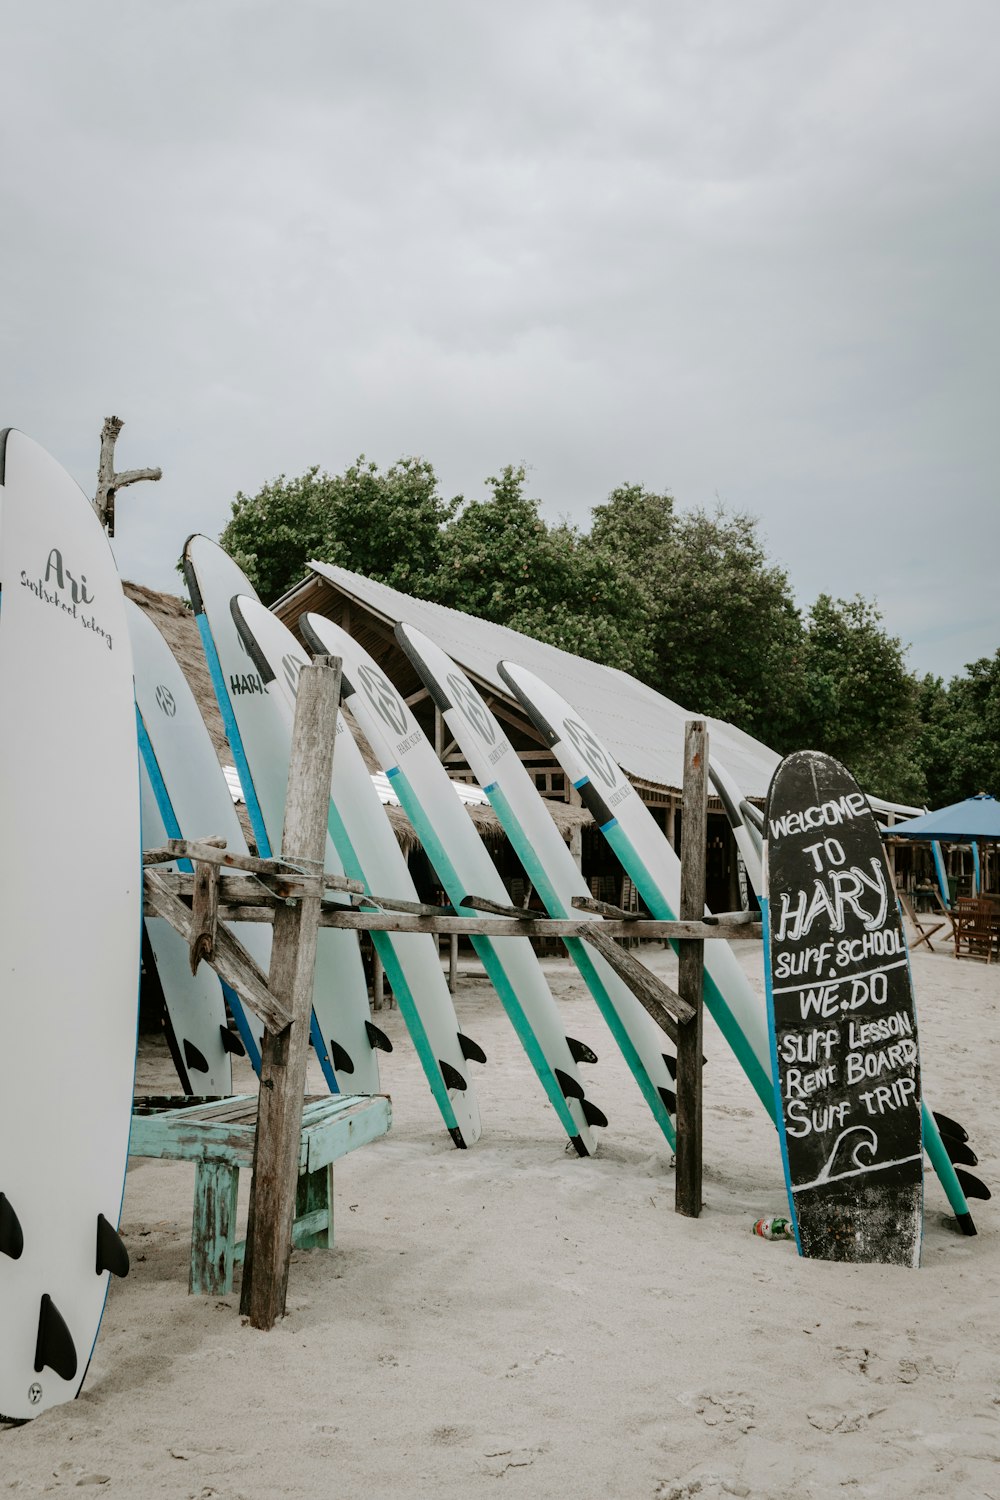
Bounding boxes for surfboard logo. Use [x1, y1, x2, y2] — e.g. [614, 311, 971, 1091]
[564, 718, 617, 788]
[357, 664, 408, 737]
[28, 1383, 42, 1406]
[446, 672, 496, 746]
[44, 548, 94, 606]
[155, 685, 176, 717]
[229, 673, 264, 697]
[281, 654, 303, 698]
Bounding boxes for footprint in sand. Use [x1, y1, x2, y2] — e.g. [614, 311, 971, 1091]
[677, 1391, 756, 1435]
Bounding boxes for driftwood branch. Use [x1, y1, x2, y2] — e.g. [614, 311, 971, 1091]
[94, 415, 162, 536]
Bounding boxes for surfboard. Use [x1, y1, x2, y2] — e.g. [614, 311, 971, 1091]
[126, 598, 265, 1078]
[138, 754, 234, 1095]
[231, 596, 484, 1148]
[498, 661, 775, 1119]
[0, 430, 135, 1421]
[181, 537, 380, 1095]
[299, 613, 604, 1156]
[395, 623, 678, 1150]
[762, 750, 924, 1264]
[711, 752, 979, 1236]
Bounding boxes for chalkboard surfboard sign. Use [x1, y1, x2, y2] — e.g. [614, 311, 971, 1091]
[762, 750, 924, 1266]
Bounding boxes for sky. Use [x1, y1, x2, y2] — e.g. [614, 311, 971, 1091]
[3, 1, 997, 681]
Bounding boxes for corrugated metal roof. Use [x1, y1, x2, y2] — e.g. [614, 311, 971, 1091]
[301, 562, 783, 798]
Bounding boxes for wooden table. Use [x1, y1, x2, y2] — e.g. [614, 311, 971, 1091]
[129, 1093, 392, 1294]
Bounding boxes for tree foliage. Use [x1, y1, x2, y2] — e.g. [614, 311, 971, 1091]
[217, 454, 996, 804]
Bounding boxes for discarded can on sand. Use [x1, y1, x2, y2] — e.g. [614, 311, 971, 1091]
[752, 1216, 795, 1241]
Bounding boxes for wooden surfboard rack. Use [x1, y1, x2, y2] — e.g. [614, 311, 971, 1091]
[144, 670, 742, 1324]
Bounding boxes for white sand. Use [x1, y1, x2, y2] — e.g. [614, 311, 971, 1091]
[4, 940, 998, 1499]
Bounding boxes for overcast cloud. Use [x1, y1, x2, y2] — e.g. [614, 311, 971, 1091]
[3, 1, 997, 680]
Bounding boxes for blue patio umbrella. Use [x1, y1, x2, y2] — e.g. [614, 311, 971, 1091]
[891, 793, 1000, 843]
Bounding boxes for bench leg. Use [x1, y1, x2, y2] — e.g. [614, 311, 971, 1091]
[294, 1164, 333, 1250]
[190, 1162, 239, 1295]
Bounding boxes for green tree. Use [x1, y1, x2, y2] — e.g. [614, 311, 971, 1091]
[587, 491, 804, 746]
[436, 466, 649, 673]
[919, 652, 1000, 804]
[792, 594, 925, 801]
[218, 455, 460, 603]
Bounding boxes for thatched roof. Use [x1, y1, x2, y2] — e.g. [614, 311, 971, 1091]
[123, 583, 588, 859]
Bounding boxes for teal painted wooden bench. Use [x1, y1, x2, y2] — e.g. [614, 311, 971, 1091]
[129, 1093, 392, 1295]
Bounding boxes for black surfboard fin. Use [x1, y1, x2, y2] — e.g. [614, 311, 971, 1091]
[183, 1039, 210, 1074]
[440, 1060, 468, 1092]
[555, 1068, 585, 1102]
[566, 1036, 598, 1065]
[220, 1025, 246, 1057]
[658, 1087, 677, 1114]
[0, 1193, 24, 1260]
[955, 1168, 991, 1201]
[34, 1294, 78, 1381]
[934, 1110, 969, 1144]
[582, 1099, 608, 1128]
[330, 1041, 355, 1075]
[663, 1054, 677, 1080]
[365, 1021, 393, 1054]
[458, 1032, 487, 1065]
[96, 1214, 130, 1278]
[943, 1136, 979, 1168]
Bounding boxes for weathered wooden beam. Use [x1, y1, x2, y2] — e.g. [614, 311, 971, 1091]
[578, 928, 691, 1042]
[146, 838, 364, 895]
[241, 656, 341, 1331]
[459, 895, 693, 1037]
[188, 861, 220, 974]
[675, 720, 707, 1219]
[143, 870, 293, 1032]
[572, 895, 639, 921]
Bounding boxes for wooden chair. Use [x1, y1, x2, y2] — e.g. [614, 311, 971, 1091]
[896, 889, 945, 953]
[952, 899, 1000, 963]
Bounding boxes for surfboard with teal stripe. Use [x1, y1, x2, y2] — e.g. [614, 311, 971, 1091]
[182, 536, 378, 1096]
[498, 661, 775, 1119]
[301, 613, 604, 1156]
[396, 623, 677, 1151]
[236, 596, 484, 1148]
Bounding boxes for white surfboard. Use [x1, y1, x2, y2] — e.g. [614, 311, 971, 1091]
[498, 661, 776, 1119]
[182, 537, 380, 1095]
[127, 599, 265, 1078]
[396, 624, 678, 1149]
[138, 755, 234, 1095]
[0, 430, 136, 1420]
[300, 613, 604, 1156]
[232, 597, 484, 1147]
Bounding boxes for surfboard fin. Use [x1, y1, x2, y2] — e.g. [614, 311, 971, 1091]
[458, 1032, 487, 1065]
[96, 1214, 130, 1278]
[220, 1025, 246, 1057]
[942, 1136, 979, 1168]
[0, 1193, 24, 1260]
[955, 1168, 991, 1201]
[658, 1087, 677, 1115]
[555, 1068, 585, 1102]
[183, 1039, 210, 1074]
[663, 1054, 677, 1080]
[365, 1021, 393, 1054]
[440, 1060, 468, 1092]
[566, 1036, 598, 1065]
[330, 1041, 355, 1075]
[34, 1294, 78, 1381]
[582, 1099, 608, 1128]
[934, 1110, 969, 1144]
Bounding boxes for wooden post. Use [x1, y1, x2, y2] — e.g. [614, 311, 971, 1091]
[675, 720, 707, 1218]
[93, 415, 161, 536]
[239, 656, 341, 1329]
[448, 932, 458, 993]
